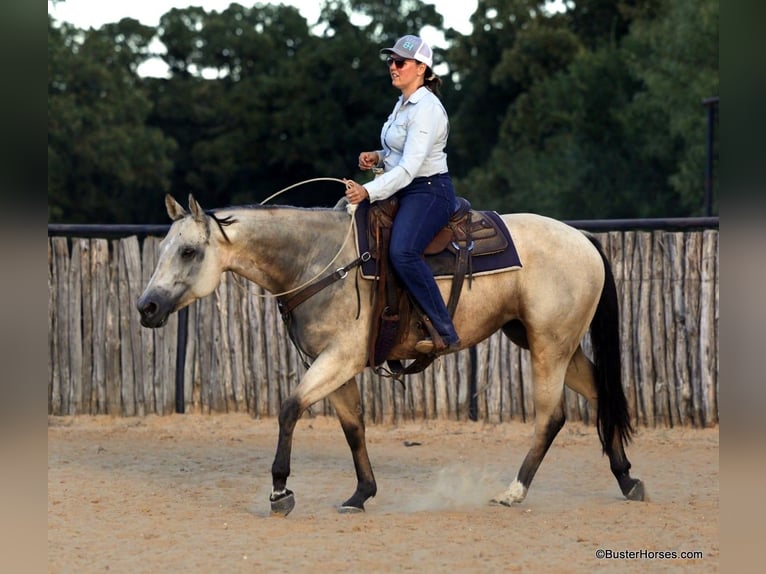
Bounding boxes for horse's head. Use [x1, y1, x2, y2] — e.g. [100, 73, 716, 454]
[137, 194, 226, 328]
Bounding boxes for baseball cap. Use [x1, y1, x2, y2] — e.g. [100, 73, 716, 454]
[380, 35, 433, 69]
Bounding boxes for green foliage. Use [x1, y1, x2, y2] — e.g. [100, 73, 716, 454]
[48, 16, 177, 223]
[621, 0, 719, 215]
[452, 0, 718, 218]
[48, 0, 718, 223]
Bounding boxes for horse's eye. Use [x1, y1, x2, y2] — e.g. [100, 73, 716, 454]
[180, 247, 196, 259]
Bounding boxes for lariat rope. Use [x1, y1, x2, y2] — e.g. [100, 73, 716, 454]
[228, 177, 359, 299]
[258, 177, 344, 206]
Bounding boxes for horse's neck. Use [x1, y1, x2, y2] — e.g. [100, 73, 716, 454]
[222, 207, 350, 293]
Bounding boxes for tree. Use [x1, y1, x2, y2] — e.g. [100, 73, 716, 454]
[444, 0, 549, 180]
[48, 16, 177, 223]
[146, 0, 445, 209]
[147, 3, 381, 208]
[447, 0, 717, 218]
[49, 0, 717, 222]
[621, 0, 719, 215]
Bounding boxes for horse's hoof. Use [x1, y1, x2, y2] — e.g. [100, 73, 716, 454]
[626, 479, 646, 502]
[270, 490, 295, 516]
[338, 505, 364, 514]
[490, 480, 526, 507]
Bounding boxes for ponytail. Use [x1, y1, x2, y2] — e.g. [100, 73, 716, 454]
[424, 68, 443, 98]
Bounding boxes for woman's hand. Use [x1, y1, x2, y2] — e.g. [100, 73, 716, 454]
[343, 179, 369, 205]
[358, 151, 379, 171]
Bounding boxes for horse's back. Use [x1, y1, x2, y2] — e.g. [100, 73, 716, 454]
[498, 213, 605, 329]
[500, 213, 603, 274]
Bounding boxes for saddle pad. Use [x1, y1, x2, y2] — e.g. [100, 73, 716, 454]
[352, 201, 523, 279]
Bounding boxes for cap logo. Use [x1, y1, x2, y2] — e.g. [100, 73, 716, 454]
[381, 35, 432, 68]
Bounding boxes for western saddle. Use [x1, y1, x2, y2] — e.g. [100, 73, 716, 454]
[276, 196, 510, 378]
[364, 196, 507, 376]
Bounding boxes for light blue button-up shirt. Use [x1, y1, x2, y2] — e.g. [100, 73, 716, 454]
[364, 86, 450, 203]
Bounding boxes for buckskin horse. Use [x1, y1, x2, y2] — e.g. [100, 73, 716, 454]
[137, 193, 645, 516]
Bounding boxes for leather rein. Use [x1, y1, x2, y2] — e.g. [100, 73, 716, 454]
[276, 251, 370, 319]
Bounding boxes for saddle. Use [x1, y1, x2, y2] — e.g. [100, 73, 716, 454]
[357, 196, 518, 375]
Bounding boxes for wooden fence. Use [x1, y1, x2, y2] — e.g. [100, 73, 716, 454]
[48, 229, 718, 427]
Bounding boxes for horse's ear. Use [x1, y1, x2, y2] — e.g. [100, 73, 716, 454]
[165, 194, 187, 221]
[188, 194, 205, 222]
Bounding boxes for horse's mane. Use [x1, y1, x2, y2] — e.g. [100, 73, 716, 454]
[211, 202, 347, 217]
[205, 202, 348, 243]
[205, 210, 235, 243]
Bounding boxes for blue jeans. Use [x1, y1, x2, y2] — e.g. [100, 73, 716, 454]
[389, 173, 459, 344]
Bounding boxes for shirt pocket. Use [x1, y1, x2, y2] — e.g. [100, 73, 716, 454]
[385, 119, 408, 152]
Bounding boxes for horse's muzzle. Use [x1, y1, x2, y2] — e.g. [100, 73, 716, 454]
[137, 292, 171, 328]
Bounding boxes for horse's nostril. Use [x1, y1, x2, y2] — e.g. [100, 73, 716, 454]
[140, 301, 158, 317]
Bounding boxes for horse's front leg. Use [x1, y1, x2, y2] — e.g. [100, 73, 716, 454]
[269, 352, 365, 517]
[329, 378, 377, 513]
[269, 395, 302, 516]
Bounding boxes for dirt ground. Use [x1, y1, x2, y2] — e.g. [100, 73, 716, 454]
[48, 414, 718, 573]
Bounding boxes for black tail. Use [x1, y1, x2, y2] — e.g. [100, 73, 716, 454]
[586, 235, 633, 456]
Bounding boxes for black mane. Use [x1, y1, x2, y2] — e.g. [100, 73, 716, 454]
[206, 210, 235, 243]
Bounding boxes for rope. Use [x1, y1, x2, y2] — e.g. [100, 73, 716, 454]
[227, 178, 359, 299]
[259, 177, 347, 206]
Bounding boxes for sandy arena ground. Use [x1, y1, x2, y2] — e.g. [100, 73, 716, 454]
[48, 414, 718, 573]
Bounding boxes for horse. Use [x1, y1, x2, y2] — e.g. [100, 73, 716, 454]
[137, 193, 645, 516]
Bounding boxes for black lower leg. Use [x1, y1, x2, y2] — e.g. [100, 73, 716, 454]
[329, 381, 377, 511]
[608, 436, 645, 501]
[516, 407, 566, 491]
[271, 396, 301, 495]
[339, 420, 377, 510]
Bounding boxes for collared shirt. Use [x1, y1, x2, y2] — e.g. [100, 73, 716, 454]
[364, 86, 450, 203]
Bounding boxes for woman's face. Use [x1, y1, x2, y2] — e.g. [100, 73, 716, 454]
[386, 57, 425, 95]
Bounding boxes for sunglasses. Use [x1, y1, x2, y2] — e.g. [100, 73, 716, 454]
[386, 57, 412, 69]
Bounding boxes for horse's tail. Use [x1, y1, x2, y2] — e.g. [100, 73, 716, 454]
[586, 234, 633, 456]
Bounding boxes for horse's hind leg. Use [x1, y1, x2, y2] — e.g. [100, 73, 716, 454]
[492, 352, 567, 505]
[564, 346, 645, 501]
[328, 378, 377, 513]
